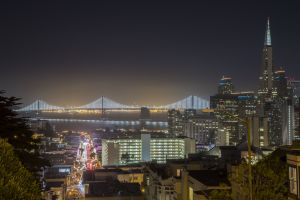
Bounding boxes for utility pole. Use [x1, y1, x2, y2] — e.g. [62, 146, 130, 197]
[246, 119, 253, 200]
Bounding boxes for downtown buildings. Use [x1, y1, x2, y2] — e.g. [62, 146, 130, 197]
[167, 18, 300, 151]
[210, 18, 299, 148]
[257, 18, 298, 146]
[168, 109, 219, 148]
[19, 18, 300, 200]
[102, 132, 195, 165]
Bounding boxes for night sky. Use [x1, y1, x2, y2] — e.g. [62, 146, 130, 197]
[1, 0, 300, 106]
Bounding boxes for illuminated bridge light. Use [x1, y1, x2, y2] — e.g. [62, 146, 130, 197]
[16, 99, 64, 112]
[78, 96, 135, 109]
[162, 95, 209, 110]
[17, 95, 209, 111]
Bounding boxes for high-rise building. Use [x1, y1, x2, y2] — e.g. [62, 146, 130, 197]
[101, 133, 195, 165]
[183, 112, 219, 145]
[274, 68, 288, 98]
[249, 116, 269, 147]
[210, 91, 256, 145]
[282, 99, 295, 145]
[258, 18, 273, 96]
[257, 18, 292, 147]
[168, 109, 183, 136]
[140, 107, 151, 120]
[218, 76, 234, 95]
[294, 99, 300, 141]
[264, 99, 283, 146]
[140, 107, 151, 128]
[168, 109, 220, 146]
[182, 109, 197, 120]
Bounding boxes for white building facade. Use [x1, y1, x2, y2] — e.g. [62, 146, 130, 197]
[102, 133, 195, 166]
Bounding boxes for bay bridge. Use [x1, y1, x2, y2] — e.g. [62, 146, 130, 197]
[16, 95, 210, 112]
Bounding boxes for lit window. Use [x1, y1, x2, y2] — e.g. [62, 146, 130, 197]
[289, 166, 298, 195]
[176, 169, 182, 177]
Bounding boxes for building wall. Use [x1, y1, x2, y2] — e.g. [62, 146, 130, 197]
[250, 116, 269, 147]
[294, 104, 300, 140]
[216, 128, 229, 146]
[85, 196, 144, 200]
[141, 133, 151, 161]
[102, 140, 120, 166]
[183, 117, 219, 145]
[102, 134, 196, 166]
[117, 173, 144, 185]
[281, 99, 295, 145]
[287, 153, 300, 200]
[168, 109, 183, 136]
[210, 93, 256, 145]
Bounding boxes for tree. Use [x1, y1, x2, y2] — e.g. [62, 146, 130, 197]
[210, 187, 232, 200]
[252, 149, 288, 200]
[0, 91, 49, 174]
[230, 149, 288, 200]
[0, 138, 41, 200]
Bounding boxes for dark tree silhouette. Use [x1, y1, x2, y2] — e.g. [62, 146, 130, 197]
[0, 138, 41, 199]
[0, 91, 49, 174]
[230, 149, 288, 200]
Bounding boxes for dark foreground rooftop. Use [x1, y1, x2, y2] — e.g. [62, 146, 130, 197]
[86, 180, 142, 197]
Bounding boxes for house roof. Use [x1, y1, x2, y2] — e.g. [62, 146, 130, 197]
[189, 170, 230, 187]
[86, 181, 142, 197]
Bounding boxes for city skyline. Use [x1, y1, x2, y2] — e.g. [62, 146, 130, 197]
[1, 1, 300, 199]
[1, 1, 300, 106]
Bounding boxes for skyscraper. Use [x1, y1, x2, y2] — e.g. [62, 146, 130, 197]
[257, 18, 287, 146]
[168, 109, 183, 136]
[274, 68, 288, 98]
[259, 18, 273, 96]
[294, 99, 300, 140]
[249, 115, 269, 147]
[282, 99, 294, 145]
[218, 76, 234, 95]
[210, 89, 256, 145]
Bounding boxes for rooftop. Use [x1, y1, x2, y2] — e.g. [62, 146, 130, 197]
[189, 170, 230, 187]
[102, 132, 189, 140]
[86, 180, 142, 197]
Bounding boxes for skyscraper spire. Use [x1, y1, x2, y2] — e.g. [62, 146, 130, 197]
[259, 17, 273, 95]
[264, 17, 271, 46]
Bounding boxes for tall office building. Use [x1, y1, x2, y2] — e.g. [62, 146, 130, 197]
[218, 76, 234, 95]
[274, 68, 288, 98]
[210, 91, 256, 145]
[183, 112, 219, 145]
[168, 109, 183, 136]
[182, 109, 197, 120]
[140, 107, 151, 128]
[282, 99, 295, 145]
[140, 107, 151, 120]
[264, 99, 283, 146]
[257, 18, 291, 146]
[249, 116, 269, 147]
[294, 99, 300, 141]
[258, 18, 273, 96]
